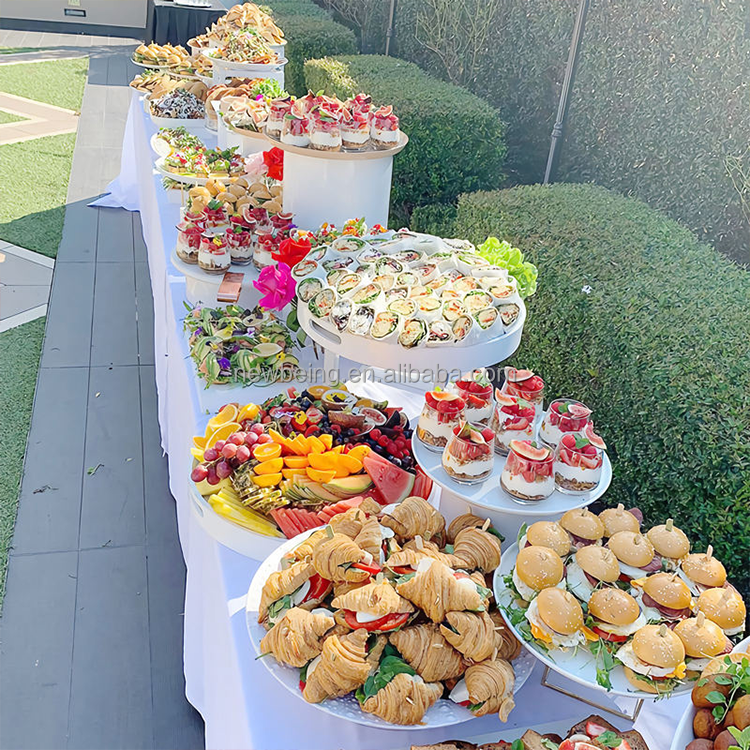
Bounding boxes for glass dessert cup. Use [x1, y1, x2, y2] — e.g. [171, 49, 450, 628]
[253, 228, 278, 270]
[490, 392, 536, 455]
[442, 423, 494, 485]
[554, 430, 605, 494]
[500, 440, 555, 504]
[202, 205, 228, 234]
[453, 371, 494, 424]
[310, 116, 342, 152]
[226, 225, 254, 265]
[341, 117, 370, 150]
[539, 398, 592, 449]
[502, 367, 545, 420]
[266, 98, 292, 138]
[175, 220, 202, 264]
[198, 234, 231, 274]
[281, 114, 310, 147]
[417, 391, 465, 452]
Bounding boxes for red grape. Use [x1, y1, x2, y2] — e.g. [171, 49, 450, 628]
[244, 432, 258, 446]
[203, 447, 219, 462]
[214, 440, 226, 452]
[250, 424, 264, 435]
[206, 467, 220, 486]
[256, 434, 272, 444]
[216, 460, 233, 479]
[191, 464, 208, 482]
[235, 445, 251, 463]
[228, 432, 245, 446]
[221, 443, 238, 459]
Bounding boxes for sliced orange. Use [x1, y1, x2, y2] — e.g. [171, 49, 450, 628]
[237, 403, 260, 422]
[308, 452, 337, 471]
[283, 455, 309, 469]
[253, 442, 282, 461]
[207, 403, 239, 433]
[254, 457, 284, 475]
[331, 445, 344, 454]
[347, 445, 371, 461]
[206, 422, 242, 448]
[319, 434, 333, 450]
[193, 435, 207, 449]
[307, 435, 326, 454]
[252, 473, 283, 487]
[292, 434, 310, 455]
[282, 468, 308, 479]
[338, 454, 363, 474]
[306, 468, 337, 483]
[268, 428, 287, 445]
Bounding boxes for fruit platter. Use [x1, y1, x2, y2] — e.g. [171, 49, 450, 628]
[413, 368, 612, 517]
[183, 303, 302, 387]
[494, 506, 747, 698]
[245, 505, 536, 728]
[188, 384, 436, 559]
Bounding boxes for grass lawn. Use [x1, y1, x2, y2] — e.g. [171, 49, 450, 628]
[0, 109, 25, 124]
[0, 57, 87, 111]
[0, 47, 48, 55]
[0, 318, 46, 601]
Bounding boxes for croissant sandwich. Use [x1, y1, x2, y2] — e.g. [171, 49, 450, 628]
[386, 538, 461, 573]
[258, 560, 317, 625]
[390, 624, 466, 682]
[452, 527, 502, 573]
[354, 516, 382, 559]
[361, 672, 443, 725]
[312, 532, 374, 583]
[440, 610, 496, 663]
[446, 513, 487, 544]
[259, 607, 334, 667]
[462, 659, 515, 721]
[489, 609, 522, 661]
[302, 629, 370, 704]
[289, 528, 328, 561]
[382, 496, 445, 543]
[332, 579, 414, 632]
[328, 507, 367, 539]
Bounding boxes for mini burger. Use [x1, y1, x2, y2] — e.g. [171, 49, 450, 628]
[673, 612, 732, 675]
[599, 504, 641, 537]
[646, 518, 690, 570]
[524, 587, 597, 650]
[566, 545, 620, 603]
[560, 508, 605, 551]
[616, 623, 687, 693]
[696, 586, 747, 636]
[512, 545, 565, 602]
[519, 520, 571, 557]
[677, 545, 727, 595]
[631, 572, 694, 622]
[587, 588, 647, 643]
[607, 531, 661, 583]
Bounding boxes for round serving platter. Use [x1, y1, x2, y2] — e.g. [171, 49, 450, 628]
[131, 59, 173, 70]
[245, 528, 536, 730]
[155, 156, 251, 186]
[266, 130, 408, 160]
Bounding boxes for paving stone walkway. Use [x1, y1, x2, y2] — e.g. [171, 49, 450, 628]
[0, 242, 53, 331]
[0, 91, 80, 145]
[0, 31, 205, 750]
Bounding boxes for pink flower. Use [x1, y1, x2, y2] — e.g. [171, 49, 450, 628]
[253, 262, 296, 310]
[243, 151, 267, 181]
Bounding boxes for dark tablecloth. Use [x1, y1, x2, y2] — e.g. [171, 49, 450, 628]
[149, 0, 225, 45]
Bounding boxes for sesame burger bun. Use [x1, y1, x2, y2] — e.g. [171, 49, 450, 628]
[646, 520, 690, 560]
[537, 587, 584, 635]
[599, 505, 641, 536]
[623, 667, 669, 694]
[516, 545, 564, 590]
[525, 521, 570, 557]
[701, 651, 750, 677]
[575, 545, 621, 583]
[674, 615, 729, 658]
[588, 588, 641, 626]
[624, 624, 686, 693]
[697, 587, 746, 631]
[642, 572, 693, 609]
[560, 508, 605, 542]
[607, 531, 655, 567]
[682, 552, 727, 588]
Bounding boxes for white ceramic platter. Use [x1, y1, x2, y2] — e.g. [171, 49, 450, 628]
[245, 528, 536, 730]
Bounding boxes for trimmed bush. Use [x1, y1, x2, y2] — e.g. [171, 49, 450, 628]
[264, 0, 331, 19]
[410, 203, 456, 236]
[395, 0, 750, 263]
[304, 55, 507, 217]
[452, 183, 750, 592]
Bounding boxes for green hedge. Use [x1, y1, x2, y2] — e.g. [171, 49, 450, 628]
[395, 0, 750, 263]
[451, 183, 750, 593]
[264, 0, 331, 19]
[304, 55, 507, 217]
[410, 203, 456, 236]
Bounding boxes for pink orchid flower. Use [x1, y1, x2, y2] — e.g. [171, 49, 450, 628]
[253, 262, 296, 311]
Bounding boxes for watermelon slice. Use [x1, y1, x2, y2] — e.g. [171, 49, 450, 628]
[271, 508, 322, 538]
[316, 496, 364, 523]
[363, 454, 415, 503]
[412, 466, 433, 500]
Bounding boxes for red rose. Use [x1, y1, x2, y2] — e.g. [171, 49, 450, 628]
[272, 235, 311, 267]
[263, 146, 284, 181]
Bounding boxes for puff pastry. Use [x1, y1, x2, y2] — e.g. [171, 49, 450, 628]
[354, 516, 382, 559]
[381, 497, 445, 543]
[358, 497, 383, 516]
[439, 611, 495, 662]
[396, 560, 487, 623]
[489, 609, 522, 661]
[328, 508, 367, 538]
[257, 561, 314, 624]
[446, 513, 486, 544]
[464, 659, 515, 721]
[259, 607, 334, 667]
[386, 539, 459, 571]
[390, 624, 466, 682]
[290, 529, 328, 561]
[312, 533, 370, 582]
[362, 673, 443, 725]
[331, 579, 414, 616]
[453, 528, 501, 573]
[302, 629, 370, 703]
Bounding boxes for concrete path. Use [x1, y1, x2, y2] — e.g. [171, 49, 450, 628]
[0, 242, 53, 331]
[0, 31, 205, 750]
[0, 91, 79, 145]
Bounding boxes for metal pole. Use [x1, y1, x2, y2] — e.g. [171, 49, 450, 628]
[543, 0, 590, 184]
[385, 0, 397, 56]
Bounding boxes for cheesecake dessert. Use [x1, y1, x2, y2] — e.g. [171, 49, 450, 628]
[502, 367, 545, 420]
[500, 440, 555, 502]
[281, 111, 310, 147]
[253, 227, 278, 270]
[340, 108, 370, 149]
[490, 391, 536, 455]
[348, 92, 373, 120]
[266, 95, 293, 138]
[540, 398, 592, 448]
[554, 426, 606, 494]
[226, 220, 254, 265]
[417, 390, 466, 451]
[370, 105, 400, 149]
[198, 233, 231, 274]
[453, 369, 494, 424]
[309, 109, 342, 151]
[442, 422, 494, 484]
[202, 200, 229, 233]
[175, 211, 204, 264]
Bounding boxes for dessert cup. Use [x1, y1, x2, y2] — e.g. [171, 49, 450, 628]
[442, 423, 494, 484]
[500, 440, 554, 503]
[309, 115, 342, 152]
[490, 391, 536, 455]
[226, 224, 254, 265]
[453, 370, 494, 424]
[417, 391, 465, 451]
[253, 227, 277, 270]
[198, 234, 231, 274]
[281, 113, 310, 148]
[554, 430, 605, 494]
[540, 399, 592, 448]
[502, 367, 545, 420]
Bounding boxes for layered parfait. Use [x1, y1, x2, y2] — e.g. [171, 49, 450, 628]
[198, 233, 231, 274]
[417, 390, 465, 450]
[539, 398, 592, 448]
[371, 105, 400, 149]
[442, 422, 494, 484]
[490, 391, 536, 454]
[554, 425, 606, 493]
[452, 369, 494, 424]
[175, 211, 204, 264]
[502, 367, 545, 420]
[500, 440, 554, 502]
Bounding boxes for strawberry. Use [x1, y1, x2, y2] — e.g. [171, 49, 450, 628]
[506, 417, 530, 431]
[522, 467, 536, 483]
[580, 454, 601, 470]
[467, 394, 485, 407]
[561, 434, 577, 450]
[481, 427, 495, 442]
[582, 444, 597, 457]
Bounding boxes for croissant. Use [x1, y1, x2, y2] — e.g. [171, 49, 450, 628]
[359, 497, 383, 516]
[302, 629, 370, 703]
[290, 528, 328, 561]
[446, 513, 486, 544]
[439, 611, 495, 662]
[453, 528, 501, 573]
[327, 608, 352, 637]
[396, 560, 487, 623]
[332, 580, 414, 617]
[489, 609, 522, 661]
[259, 607, 334, 667]
[362, 672, 443, 725]
[385, 539, 458, 571]
[258, 561, 314, 624]
[464, 659, 515, 721]
[366, 633, 388, 668]
[382, 497, 445, 543]
[332, 579, 368, 599]
[390, 624, 466, 682]
[328, 508, 366, 538]
[354, 516, 382, 559]
[312, 533, 370, 582]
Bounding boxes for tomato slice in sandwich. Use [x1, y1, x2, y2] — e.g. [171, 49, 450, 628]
[351, 561, 381, 575]
[343, 611, 410, 632]
[303, 574, 331, 603]
[591, 626, 629, 643]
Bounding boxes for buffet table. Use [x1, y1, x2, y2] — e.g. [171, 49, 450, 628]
[97, 88, 688, 750]
[149, 0, 225, 46]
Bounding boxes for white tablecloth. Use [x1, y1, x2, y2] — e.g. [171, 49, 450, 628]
[93, 92, 688, 750]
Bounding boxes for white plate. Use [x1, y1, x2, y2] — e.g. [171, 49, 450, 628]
[669, 636, 750, 750]
[131, 59, 172, 70]
[150, 114, 207, 133]
[155, 156, 249, 186]
[245, 529, 536, 730]
[413, 426, 611, 518]
[494, 542, 693, 698]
